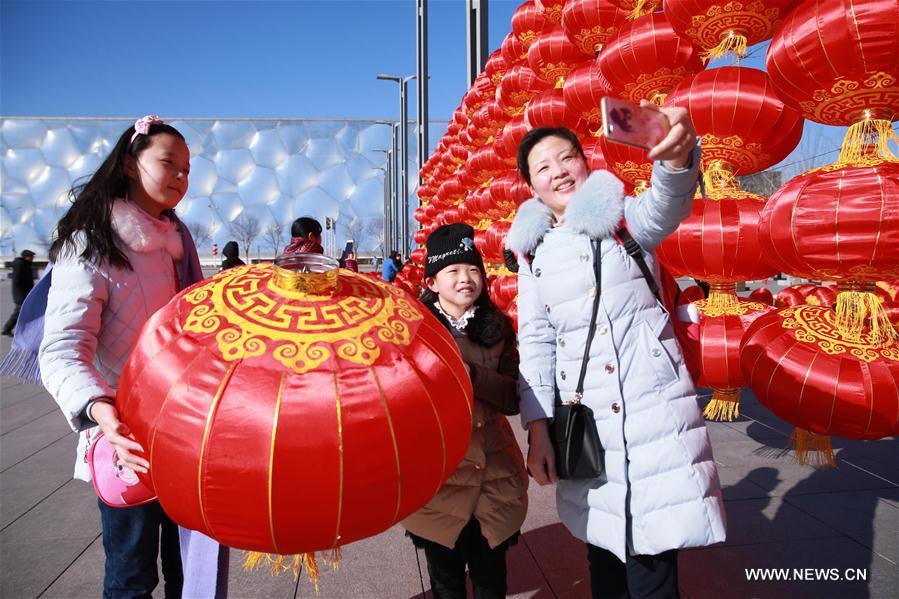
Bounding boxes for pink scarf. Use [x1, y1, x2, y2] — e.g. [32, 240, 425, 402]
[282, 236, 324, 255]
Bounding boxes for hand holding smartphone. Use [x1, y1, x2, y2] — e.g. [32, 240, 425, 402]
[601, 97, 670, 151]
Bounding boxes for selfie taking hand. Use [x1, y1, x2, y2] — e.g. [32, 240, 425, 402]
[641, 100, 698, 169]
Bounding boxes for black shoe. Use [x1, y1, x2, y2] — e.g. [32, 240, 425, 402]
[1, 331, 12, 337]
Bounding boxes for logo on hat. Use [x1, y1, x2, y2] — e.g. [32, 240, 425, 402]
[461, 237, 474, 251]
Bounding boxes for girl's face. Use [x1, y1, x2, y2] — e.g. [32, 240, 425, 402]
[126, 133, 190, 218]
[426, 263, 483, 313]
[526, 135, 590, 220]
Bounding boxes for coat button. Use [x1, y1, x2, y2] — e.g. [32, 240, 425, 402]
[598, 325, 608, 335]
[560, 371, 566, 380]
[475, 421, 483, 428]
[545, 305, 551, 313]
[580, 253, 590, 262]
[534, 268, 542, 277]
[558, 336, 565, 347]
[611, 402, 621, 413]
[605, 363, 615, 374]
[651, 348, 662, 358]
[475, 464, 482, 470]
[589, 286, 597, 298]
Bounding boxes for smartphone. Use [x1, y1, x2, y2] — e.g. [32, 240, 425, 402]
[601, 97, 670, 150]
[343, 240, 355, 255]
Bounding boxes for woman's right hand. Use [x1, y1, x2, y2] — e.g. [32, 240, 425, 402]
[528, 419, 558, 485]
[90, 401, 149, 474]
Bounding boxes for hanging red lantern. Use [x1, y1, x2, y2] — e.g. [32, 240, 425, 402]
[527, 27, 592, 88]
[665, 0, 800, 61]
[664, 67, 805, 182]
[468, 143, 507, 188]
[766, 0, 899, 165]
[490, 171, 532, 218]
[656, 189, 779, 285]
[436, 176, 467, 207]
[759, 161, 899, 286]
[741, 305, 899, 444]
[501, 32, 530, 66]
[117, 258, 474, 555]
[695, 299, 773, 420]
[600, 134, 652, 191]
[497, 64, 552, 117]
[462, 73, 496, 118]
[485, 49, 510, 87]
[512, 0, 551, 50]
[495, 115, 530, 167]
[597, 12, 704, 105]
[581, 137, 611, 174]
[413, 229, 428, 246]
[471, 101, 511, 141]
[410, 247, 427, 266]
[561, 0, 631, 55]
[562, 61, 611, 134]
[525, 87, 581, 130]
[483, 220, 514, 264]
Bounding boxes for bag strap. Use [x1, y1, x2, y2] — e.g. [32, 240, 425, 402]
[616, 227, 661, 303]
[571, 239, 602, 403]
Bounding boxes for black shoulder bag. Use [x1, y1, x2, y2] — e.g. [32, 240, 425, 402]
[550, 239, 605, 480]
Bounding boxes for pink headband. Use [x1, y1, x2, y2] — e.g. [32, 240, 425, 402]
[130, 115, 164, 145]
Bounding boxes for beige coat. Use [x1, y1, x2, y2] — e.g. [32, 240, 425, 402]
[402, 304, 529, 549]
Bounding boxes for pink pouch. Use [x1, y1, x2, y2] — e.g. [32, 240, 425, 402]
[88, 431, 157, 508]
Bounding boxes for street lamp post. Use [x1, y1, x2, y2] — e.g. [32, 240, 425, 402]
[377, 73, 416, 257]
[373, 148, 393, 256]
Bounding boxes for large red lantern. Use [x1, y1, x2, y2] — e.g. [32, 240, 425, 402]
[597, 12, 704, 105]
[117, 259, 474, 554]
[665, 0, 800, 61]
[695, 299, 772, 420]
[527, 27, 592, 88]
[536, 0, 567, 23]
[664, 67, 805, 180]
[599, 134, 652, 191]
[512, 0, 551, 49]
[467, 143, 507, 188]
[525, 87, 581, 130]
[741, 305, 899, 444]
[471, 101, 511, 141]
[485, 50, 510, 87]
[497, 64, 552, 117]
[501, 32, 530, 66]
[561, 0, 631, 55]
[562, 61, 611, 134]
[490, 172, 532, 218]
[775, 285, 837, 309]
[495, 115, 530, 166]
[607, 0, 661, 19]
[656, 189, 779, 284]
[766, 0, 899, 164]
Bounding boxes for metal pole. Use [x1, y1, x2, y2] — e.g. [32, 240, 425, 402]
[373, 149, 393, 256]
[399, 79, 410, 257]
[391, 123, 400, 255]
[466, 0, 489, 86]
[416, 0, 429, 182]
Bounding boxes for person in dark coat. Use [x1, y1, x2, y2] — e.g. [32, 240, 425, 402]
[220, 241, 245, 271]
[2, 249, 36, 336]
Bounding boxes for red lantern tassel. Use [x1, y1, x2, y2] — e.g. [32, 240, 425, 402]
[836, 116, 899, 166]
[789, 428, 836, 469]
[703, 388, 740, 421]
[699, 30, 748, 62]
[243, 548, 341, 592]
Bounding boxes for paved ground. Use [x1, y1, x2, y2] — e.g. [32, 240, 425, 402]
[0, 278, 896, 598]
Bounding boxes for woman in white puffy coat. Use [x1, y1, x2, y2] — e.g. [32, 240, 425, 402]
[507, 106, 726, 599]
[39, 118, 194, 599]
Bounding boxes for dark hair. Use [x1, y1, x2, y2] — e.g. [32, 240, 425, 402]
[49, 123, 185, 269]
[516, 127, 586, 186]
[290, 217, 322, 239]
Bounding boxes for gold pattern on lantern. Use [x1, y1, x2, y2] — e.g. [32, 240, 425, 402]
[183, 265, 423, 373]
[780, 305, 899, 363]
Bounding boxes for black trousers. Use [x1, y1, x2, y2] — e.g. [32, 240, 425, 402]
[2, 303, 21, 334]
[419, 517, 508, 599]
[587, 544, 679, 599]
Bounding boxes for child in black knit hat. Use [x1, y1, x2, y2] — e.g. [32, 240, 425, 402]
[403, 223, 528, 599]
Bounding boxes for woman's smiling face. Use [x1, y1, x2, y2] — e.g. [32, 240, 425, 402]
[526, 135, 590, 220]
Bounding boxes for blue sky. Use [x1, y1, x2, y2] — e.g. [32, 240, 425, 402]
[1, 0, 850, 174]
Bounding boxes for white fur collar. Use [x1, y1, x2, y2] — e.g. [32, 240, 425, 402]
[111, 199, 183, 259]
[506, 170, 625, 257]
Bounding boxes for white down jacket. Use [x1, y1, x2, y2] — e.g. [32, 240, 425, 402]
[507, 152, 726, 562]
[40, 199, 185, 481]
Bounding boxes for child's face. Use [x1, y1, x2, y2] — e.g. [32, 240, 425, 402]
[427, 263, 483, 311]
[127, 133, 191, 216]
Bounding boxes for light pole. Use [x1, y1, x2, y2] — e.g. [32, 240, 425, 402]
[373, 148, 393, 256]
[377, 73, 416, 257]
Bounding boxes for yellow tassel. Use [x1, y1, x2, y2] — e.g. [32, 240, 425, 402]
[702, 160, 738, 197]
[703, 389, 741, 421]
[242, 549, 342, 594]
[789, 427, 836, 469]
[633, 180, 650, 195]
[835, 290, 898, 345]
[706, 287, 740, 312]
[650, 92, 667, 106]
[700, 30, 748, 62]
[627, 0, 652, 20]
[554, 76, 566, 89]
[836, 116, 899, 166]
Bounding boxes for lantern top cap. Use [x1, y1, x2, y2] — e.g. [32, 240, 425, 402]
[273, 253, 340, 295]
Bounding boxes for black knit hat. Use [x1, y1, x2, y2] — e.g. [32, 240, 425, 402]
[424, 223, 485, 279]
